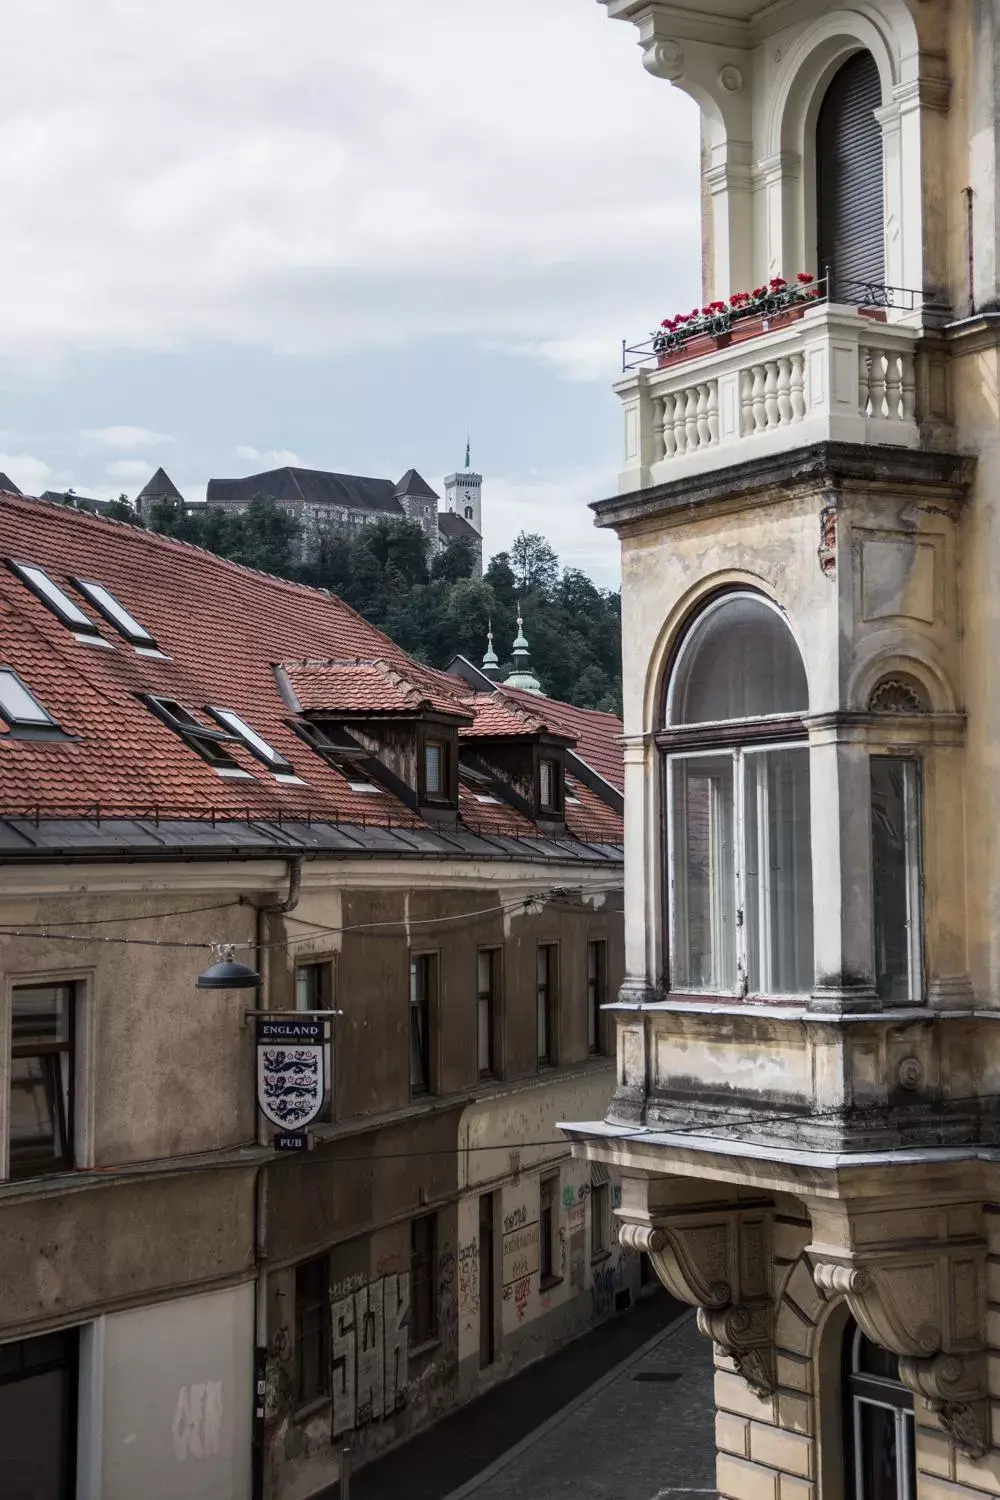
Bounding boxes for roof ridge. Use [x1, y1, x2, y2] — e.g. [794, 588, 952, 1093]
[3, 490, 418, 657]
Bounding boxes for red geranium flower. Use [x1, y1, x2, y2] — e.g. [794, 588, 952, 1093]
[797, 271, 814, 284]
[769, 276, 787, 289]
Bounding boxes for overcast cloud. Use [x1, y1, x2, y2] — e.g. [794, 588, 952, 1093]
[0, 0, 700, 585]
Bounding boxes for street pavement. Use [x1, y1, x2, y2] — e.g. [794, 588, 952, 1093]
[351, 1296, 716, 1500]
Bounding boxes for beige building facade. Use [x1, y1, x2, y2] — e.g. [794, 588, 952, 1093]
[565, 1, 1000, 1498]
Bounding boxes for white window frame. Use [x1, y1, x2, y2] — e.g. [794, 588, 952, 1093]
[870, 756, 923, 1003]
[667, 741, 811, 1000]
[665, 590, 804, 730]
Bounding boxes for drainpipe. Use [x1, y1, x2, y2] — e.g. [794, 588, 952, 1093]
[251, 856, 303, 1500]
[963, 187, 976, 318]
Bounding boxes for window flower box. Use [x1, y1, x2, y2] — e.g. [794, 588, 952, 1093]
[653, 276, 819, 367]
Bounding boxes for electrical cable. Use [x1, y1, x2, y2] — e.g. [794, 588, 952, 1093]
[0, 884, 620, 952]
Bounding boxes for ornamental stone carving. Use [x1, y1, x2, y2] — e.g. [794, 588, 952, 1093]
[619, 1200, 776, 1394]
[813, 1245, 987, 1459]
[642, 39, 683, 80]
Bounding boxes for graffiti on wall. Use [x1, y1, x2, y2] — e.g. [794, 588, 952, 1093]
[591, 1258, 626, 1318]
[501, 1221, 539, 1287]
[332, 1273, 410, 1437]
[172, 1381, 224, 1460]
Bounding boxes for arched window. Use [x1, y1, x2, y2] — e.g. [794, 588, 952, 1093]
[464, 505, 474, 520]
[664, 593, 813, 997]
[844, 1320, 915, 1500]
[816, 51, 884, 299]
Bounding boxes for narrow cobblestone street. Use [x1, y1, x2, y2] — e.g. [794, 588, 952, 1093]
[350, 1301, 715, 1500]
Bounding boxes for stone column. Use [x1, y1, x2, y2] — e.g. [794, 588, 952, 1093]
[807, 720, 878, 1011]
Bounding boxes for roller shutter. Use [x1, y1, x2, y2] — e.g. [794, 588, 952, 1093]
[816, 51, 884, 299]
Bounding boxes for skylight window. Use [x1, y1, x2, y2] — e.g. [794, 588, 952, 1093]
[72, 579, 157, 649]
[0, 668, 59, 732]
[207, 709, 296, 777]
[291, 719, 380, 788]
[142, 695, 251, 776]
[8, 562, 100, 637]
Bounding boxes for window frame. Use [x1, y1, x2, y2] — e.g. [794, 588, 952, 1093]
[409, 952, 437, 1098]
[845, 1322, 915, 1500]
[71, 577, 158, 649]
[534, 747, 565, 818]
[7, 980, 76, 1180]
[294, 1254, 332, 1411]
[295, 959, 335, 1121]
[409, 1213, 438, 1349]
[417, 724, 458, 807]
[590, 1180, 610, 1260]
[870, 755, 924, 1003]
[476, 947, 500, 1079]
[0, 666, 64, 738]
[141, 695, 251, 776]
[536, 943, 557, 1067]
[206, 707, 298, 778]
[8, 560, 101, 638]
[539, 1175, 561, 1288]
[587, 940, 606, 1055]
[658, 591, 812, 1003]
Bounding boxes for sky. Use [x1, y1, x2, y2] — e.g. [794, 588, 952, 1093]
[0, 0, 701, 587]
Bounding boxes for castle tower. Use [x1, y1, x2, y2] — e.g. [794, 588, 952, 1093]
[442, 440, 482, 536]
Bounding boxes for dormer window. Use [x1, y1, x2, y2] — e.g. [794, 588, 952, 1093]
[8, 561, 105, 644]
[537, 754, 564, 817]
[71, 578, 159, 652]
[0, 668, 61, 736]
[142, 695, 251, 777]
[418, 726, 457, 808]
[425, 740, 444, 796]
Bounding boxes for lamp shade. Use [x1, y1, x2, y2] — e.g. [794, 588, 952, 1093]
[196, 957, 260, 990]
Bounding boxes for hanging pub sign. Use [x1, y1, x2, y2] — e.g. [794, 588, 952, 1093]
[255, 1017, 326, 1131]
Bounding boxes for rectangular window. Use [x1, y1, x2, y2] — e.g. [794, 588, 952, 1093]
[207, 708, 295, 775]
[669, 746, 812, 997]
[536, 945, 555, 1066]
[410, 1215, 438, 1346]
[591, 1181, 610, 1258]
[72, 579, 157, 648]
[587, 941, 605, 1054]
[10, 983, 74, 1178]
[539, 758, 557, 811]
[0, 668, 59, 731]
[871, 758, 922, 1002]
[0, 1328, 78, 1496]
[410, 954, 434, 1096]
[9, 560, 99, 635]
[477, 949, 497, 1078]
[295, 1256, 331, 1407]
[143, 696, 248, 774]
[539, 1176, 559, 1284]
[425, 740, 444, 797]
[296, 961, 334, 1120]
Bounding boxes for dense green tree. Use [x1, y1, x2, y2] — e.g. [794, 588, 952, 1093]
[103, 494, 145, 526]
[510, 532, 559, 595]
[141, 502, 622, 712]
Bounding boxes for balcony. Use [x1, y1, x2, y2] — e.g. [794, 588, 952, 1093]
[614, 296, 952, 494]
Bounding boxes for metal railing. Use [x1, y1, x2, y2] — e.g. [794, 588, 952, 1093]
[622, 275, 938, 373]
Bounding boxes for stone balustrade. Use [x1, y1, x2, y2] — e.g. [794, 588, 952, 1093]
[615, 304, 941, 493]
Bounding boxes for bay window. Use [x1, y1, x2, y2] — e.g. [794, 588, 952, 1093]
[664, 593, 813, 999]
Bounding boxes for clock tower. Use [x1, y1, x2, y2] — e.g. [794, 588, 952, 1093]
[442, 441, 482, 537]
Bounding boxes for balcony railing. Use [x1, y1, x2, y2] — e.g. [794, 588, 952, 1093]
[614, 290, 948, 494]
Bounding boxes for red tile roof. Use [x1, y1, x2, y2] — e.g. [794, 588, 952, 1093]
[0, 493, 622, 846]
[284, 659, 473, 720]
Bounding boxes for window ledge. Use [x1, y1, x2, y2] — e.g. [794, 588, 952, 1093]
[539, 1275, 563, 1292]
[409, 1336, 441, 1360]
[293, 1396, 332, 1424]
[590, 1249, 612, 1266]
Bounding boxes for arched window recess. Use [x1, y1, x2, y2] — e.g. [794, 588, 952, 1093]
[844, 1320, 916, 1500]
[658, 593, 813, 999]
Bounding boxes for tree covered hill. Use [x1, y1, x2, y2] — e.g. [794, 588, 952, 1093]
[107, 495, 623, 714]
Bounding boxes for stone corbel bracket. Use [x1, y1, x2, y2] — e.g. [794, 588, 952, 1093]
[814, 1256, 988, 1460]
[620, 1205, 775, 1395]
